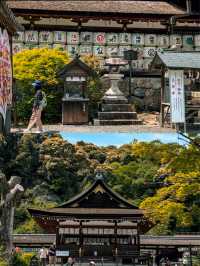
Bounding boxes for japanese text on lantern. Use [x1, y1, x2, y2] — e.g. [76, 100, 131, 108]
[0, 28, 12, 122]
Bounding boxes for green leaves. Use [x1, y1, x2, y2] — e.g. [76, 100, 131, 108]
[1, 134, 200, 235]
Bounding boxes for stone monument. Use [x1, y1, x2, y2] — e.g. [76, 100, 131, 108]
[94, 50, 142, 125]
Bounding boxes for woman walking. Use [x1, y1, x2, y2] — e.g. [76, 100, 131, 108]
[24, 80, 46, 133]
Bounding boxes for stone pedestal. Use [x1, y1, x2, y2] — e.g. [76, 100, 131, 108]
[102, 74, 128, 103]
[94, 73, 142, 125]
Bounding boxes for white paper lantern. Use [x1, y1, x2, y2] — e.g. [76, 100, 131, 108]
[67, 32, 79, 44]
[25, 31, 38, 43]
[145, 34, 157, 46]
[94, 32, 106, 45]
[132, 33, 145, 46]
[54, 31, 66, 43]
[80, 32, 93, 43]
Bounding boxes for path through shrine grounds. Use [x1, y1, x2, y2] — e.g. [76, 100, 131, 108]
[12, 113, 175, 133]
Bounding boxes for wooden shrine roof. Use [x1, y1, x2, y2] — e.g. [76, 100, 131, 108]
[0, 1, 22, 33]
[28, 178, 148, 233]
[8, 1, 185, 16]
[58, 178, 138, 209]
[151, 51, 200, 70]
[59, 56, 96, 78]
[13, 234, 200, 247]
[29, 207, 144, 218]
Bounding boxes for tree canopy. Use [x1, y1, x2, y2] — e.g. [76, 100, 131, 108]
[0, 133, 200, 235]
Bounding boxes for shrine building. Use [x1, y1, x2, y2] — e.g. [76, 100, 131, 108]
[29, 177, 151, 265]
[7, 0, 200, 67]
[7, 0, 200, 112]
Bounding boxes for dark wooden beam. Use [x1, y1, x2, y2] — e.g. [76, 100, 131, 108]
[11, 9, 174, 23]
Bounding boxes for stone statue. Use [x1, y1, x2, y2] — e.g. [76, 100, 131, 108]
[0, 171, 24, 261]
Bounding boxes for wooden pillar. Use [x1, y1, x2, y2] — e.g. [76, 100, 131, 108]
[136, 223, 140, 254]
[114, 220, 118, 261]
[160, 67, 165, 127]
[79, 221, 83, 259]
[82, 81, 86, 98]
[56, 225, 59, 246]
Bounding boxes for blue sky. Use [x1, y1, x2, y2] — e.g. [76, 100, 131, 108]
[60, 132, 187, 147]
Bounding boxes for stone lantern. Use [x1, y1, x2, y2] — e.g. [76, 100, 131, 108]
[94, 50, 142, 125]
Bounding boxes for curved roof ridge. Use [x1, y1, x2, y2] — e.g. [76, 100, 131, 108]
[58, 178, 138, 209]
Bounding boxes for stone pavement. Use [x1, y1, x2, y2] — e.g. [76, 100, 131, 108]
[11, 124, 175, 134]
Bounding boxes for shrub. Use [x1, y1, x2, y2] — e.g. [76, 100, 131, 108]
[11, 253, 27, 266]
[13, 48, 70, 124]
[0, 259, 8, 266]
[13, 49, 103, 124]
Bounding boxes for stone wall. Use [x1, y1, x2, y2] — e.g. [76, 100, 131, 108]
[101, 76, 161, 111]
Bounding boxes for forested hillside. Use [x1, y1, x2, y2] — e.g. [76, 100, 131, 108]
[0, 133, 200, 235]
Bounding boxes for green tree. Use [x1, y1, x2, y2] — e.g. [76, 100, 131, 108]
[140, 171, 200, 234]
[13, 48, 70, 123]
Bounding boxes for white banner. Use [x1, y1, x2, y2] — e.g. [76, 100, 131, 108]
[169, 70, 185, 123]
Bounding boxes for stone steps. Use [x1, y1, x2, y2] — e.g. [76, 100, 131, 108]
[103, 99, 128, 104]
[98, 112, 138, 120]
[194, 117, 200, 123]
[94, 119, 142, 126]
[101, 104, 133, 112]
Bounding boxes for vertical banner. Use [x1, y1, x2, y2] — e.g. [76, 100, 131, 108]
[0, 28, 12, 122]
[169, 70, 185, 123]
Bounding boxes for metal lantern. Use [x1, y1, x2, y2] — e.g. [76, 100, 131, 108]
[123, 49, 138, 61]
[123, 50, 138, 100]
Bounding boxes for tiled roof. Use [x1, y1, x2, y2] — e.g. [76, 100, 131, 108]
[13, 234, 200, 246]
[152, 51, 200, 70]
[8, 1, 185, 15]
[0, 1, 22, 33]
[29, 207, 144, 216]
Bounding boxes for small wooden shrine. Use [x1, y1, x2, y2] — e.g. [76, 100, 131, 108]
[59, 55, 96, 125]
[29, 176, 151, 265]
[151, 51, 200, 130]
